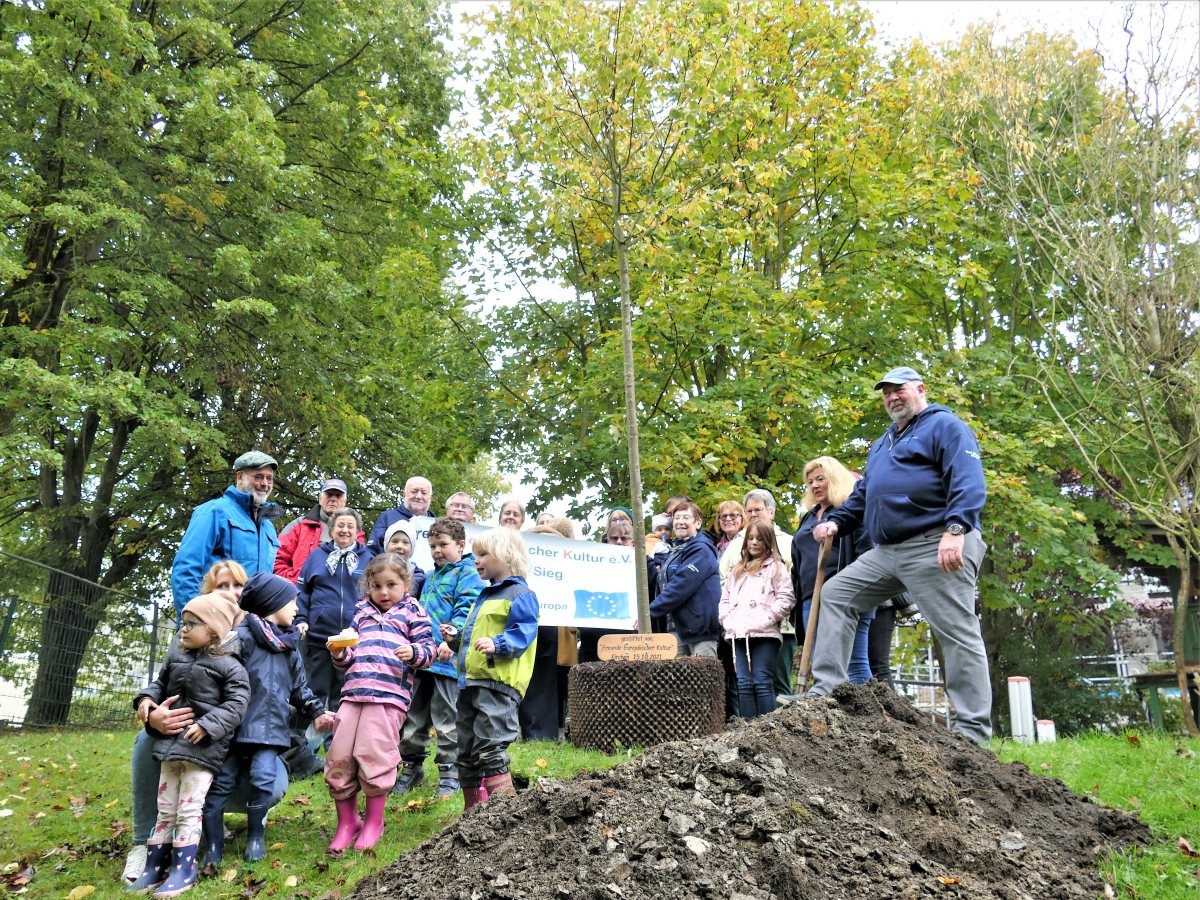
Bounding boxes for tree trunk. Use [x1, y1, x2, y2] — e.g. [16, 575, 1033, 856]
[1173, 553, 1199, 736]
[23, 569, 111, 726]
[610, 132, 650, 633]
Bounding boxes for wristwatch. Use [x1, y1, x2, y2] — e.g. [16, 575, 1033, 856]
[945, 523, 967, 536]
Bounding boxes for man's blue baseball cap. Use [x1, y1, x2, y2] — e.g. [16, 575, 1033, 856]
[873, 366, 923, 390]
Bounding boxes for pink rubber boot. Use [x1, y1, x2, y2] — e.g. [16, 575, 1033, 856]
[327, 797, 362, 853]
[353, 794, 388, 851]
[461, 785, 488, 810]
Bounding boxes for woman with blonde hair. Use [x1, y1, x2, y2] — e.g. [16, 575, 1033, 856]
[790, 456, 875, 684]
[712, 500, 745, 557]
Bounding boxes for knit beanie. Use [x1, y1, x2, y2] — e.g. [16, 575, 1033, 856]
[239, 572, 299, 617]
[382, 520, 416, 554]
[182, 592, 243, 638]
[609, 506, 634, 522]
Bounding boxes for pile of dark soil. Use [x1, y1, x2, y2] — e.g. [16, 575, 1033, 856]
[354, 683, 1149, 899]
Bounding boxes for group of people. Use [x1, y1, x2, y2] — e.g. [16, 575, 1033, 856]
[637, 367, 991, 745]
[124, 364, 992, 895]
[126, 463, 543, 895]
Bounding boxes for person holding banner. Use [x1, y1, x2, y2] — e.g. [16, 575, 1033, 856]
[649, 501, 721, 657]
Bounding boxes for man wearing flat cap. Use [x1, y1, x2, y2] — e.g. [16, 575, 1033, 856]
[274, 477, 362, 583]
[810, 366, 992, 743]
[170, 451, 283, 619]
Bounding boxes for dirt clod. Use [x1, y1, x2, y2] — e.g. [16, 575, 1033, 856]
[354, 683, 1149, 899]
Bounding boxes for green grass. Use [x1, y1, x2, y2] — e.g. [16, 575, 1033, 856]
[0, 729, 624, 899]
[995, 731, 1200, 899]
[2, 727, 1195, 899]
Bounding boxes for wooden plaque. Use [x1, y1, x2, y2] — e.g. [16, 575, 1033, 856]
[596, 633, 678, 661]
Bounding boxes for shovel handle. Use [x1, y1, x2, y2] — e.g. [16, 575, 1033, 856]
[795, 536, 832, 689]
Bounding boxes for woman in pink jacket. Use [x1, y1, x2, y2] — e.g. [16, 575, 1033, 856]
[719, 520, 796, 718]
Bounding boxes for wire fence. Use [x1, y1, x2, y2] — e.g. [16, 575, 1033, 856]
[0, 550, 173, 729]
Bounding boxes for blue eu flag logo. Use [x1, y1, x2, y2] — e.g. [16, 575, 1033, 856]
[574, 589, 630, 621]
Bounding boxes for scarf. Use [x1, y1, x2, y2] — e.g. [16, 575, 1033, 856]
[326, 545, 358, 577]
[245, 613, 299, 653]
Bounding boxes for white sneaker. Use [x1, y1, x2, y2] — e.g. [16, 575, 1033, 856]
[122, 844, 148, 884]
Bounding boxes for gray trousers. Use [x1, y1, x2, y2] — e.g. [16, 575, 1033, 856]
[456, 685, 520, 787]
[398, 670, 459, 767]
[810, 528, 992, 743]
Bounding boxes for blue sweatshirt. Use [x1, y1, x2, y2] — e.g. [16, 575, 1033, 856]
[831, 404, 986, 545]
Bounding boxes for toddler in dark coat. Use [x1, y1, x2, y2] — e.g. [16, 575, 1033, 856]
[130, 592, 249, 897]
[201, 573, 334, 871]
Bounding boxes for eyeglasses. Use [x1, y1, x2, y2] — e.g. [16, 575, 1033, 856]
[448, 502, 474, 511]
[180, 620, 205, 631]
[718, 513, 742, 521]
[248, 474, 274, 484]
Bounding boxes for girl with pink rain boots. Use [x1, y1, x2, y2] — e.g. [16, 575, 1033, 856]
[323, 553, 435, 851]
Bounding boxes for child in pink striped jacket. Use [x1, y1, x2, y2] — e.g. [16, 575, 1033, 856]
[323, 553, 435, 852]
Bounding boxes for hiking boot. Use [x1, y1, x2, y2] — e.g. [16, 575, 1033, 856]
[390, 759, 424, 794]
[435, 764, 460, 797]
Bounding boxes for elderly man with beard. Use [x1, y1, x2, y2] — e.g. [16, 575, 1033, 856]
[809, 366, 991, 743]
[170, 451, 282, 619]
[368, 475, 433, 551]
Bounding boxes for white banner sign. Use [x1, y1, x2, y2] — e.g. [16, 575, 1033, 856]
[405, 517, 638, 630]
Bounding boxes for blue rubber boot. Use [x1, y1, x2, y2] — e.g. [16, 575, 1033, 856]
[151, 843, 198, 897]
[126, 842, 172, 894]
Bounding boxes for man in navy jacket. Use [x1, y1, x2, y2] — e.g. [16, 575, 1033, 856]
[810, 367, 992, 743]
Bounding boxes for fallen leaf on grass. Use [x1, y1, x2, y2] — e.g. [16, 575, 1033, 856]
[222, 868, 239, 882]
[65, 886, 95, 900]
[241, 873, 266, 897]
[290, 796, 311, 806]
[1, 863, 34, 892]
[1178, 837, 1200, 859]
[269, 842, 285, 851]
[0, 810, 11, 819]
[1038, 763, 1051, 771]
[536, 758, 547, 769]
[69, 797, 87, 818]
[1125, 734, 1140, 746]
[284, 875, 299, 887]
[103, 799, 120, 809]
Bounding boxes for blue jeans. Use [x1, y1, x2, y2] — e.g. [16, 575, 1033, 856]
[732, 637, 779, 719]
[803, 598, 874, 684]
[206, 745, 283, 813]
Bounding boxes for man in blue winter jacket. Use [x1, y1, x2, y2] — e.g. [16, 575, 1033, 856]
[170, 451, 283, 619]
[810, 367, 992, 743]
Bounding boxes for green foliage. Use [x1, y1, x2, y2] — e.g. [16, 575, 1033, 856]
[0, 1, 496, 721]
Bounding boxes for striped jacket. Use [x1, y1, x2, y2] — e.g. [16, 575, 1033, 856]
[333, 597, 435, 709]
